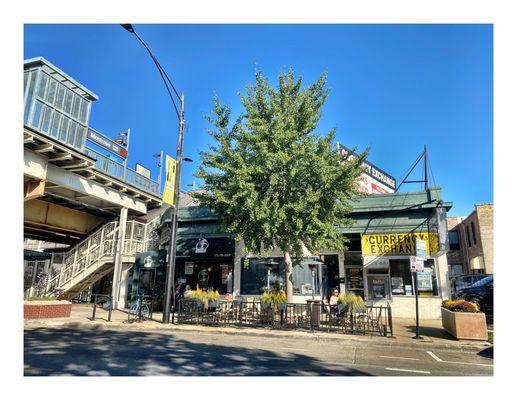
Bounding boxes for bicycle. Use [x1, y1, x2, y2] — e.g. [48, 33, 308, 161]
[128, 294, 151, 323]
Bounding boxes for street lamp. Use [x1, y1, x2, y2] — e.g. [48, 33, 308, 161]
[121, 23, 186, 324]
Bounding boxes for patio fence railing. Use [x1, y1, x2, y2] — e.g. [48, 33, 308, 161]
[177, 299, 393, 337]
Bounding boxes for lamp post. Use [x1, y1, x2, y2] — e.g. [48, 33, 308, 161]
[121, 23, 187, 323]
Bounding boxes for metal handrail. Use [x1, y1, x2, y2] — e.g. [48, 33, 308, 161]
[83, 146, 160, 195]
[46, 216, 160, 295]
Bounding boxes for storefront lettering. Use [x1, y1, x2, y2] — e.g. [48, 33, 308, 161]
[361, 233, 438, 255]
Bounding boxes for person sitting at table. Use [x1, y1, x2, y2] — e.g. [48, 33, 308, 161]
[329, 288, 339, 305]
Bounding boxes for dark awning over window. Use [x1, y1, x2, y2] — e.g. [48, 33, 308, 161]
[176, 237, 234, 259]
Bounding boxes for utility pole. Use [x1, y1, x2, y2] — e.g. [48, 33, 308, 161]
[163, 93, 185, 323]
[121, 23, 190, 324]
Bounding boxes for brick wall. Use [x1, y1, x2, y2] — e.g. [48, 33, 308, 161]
[476, 204, 493, 274]
[24, 302, 72, 319]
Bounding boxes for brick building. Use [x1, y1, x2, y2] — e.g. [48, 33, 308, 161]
[447, 203, 493, 276]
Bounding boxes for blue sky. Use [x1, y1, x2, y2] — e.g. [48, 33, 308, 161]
[24, 24, 492, 216]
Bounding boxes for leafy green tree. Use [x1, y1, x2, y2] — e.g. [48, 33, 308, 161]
[194, 69, 367, 302]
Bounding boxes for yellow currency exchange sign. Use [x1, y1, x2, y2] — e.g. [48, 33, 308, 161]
[361, 232, 439, 256]
[162, 155, 177, 206]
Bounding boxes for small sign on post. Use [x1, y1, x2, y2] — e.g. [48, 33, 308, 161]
[410, 256, 425, 273]
[416, 239, 427, 259]
[410, 240, 426, 340]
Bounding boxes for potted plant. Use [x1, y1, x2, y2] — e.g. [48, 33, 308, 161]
[337, 293, 365, 316]
[207, 289, 220, 309]
[441, 299, 488, 340]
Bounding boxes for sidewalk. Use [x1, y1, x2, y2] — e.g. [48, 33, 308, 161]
[24, 304, 492, 353]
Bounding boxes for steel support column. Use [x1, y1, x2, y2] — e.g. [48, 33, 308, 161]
[111, 207, 128, 309]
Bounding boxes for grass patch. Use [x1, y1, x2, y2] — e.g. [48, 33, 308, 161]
[27, 296, 57, 301]
[488, 330, 493, 344]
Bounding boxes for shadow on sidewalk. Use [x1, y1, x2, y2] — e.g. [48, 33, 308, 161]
[24, 326, 373, 376]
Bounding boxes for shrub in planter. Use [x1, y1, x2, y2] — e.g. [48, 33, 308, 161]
[441, 299, 487, 340]
[442, 299, 479, 313]
[184, 288, 220, 309]
[261, 290, 287, 311]
[338, 293, 365, 316]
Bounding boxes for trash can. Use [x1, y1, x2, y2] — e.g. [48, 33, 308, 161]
[306, 300, 321, 328]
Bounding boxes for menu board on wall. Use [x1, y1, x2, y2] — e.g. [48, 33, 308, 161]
[184, 262, 194, 275]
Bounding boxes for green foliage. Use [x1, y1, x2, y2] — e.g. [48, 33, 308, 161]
[442, 299, 480, 313]
[261, 290, 287, 309]
[337, 292, 365, 314]
[194, 68, 367, 259]
[185, 288, 220, 308]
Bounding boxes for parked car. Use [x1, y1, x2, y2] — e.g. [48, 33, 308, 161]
[451, 274, 490, 294]
[454, 275, 493, 315]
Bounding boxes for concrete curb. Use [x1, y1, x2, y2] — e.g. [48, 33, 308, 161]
[24, 319, 492, 354]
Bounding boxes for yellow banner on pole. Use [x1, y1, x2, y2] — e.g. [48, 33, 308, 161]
[162, 155, 177, 206]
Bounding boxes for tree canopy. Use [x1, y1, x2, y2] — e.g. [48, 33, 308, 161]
[194, 69, 367, 301]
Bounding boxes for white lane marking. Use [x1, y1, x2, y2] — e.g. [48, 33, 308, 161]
[426, 351, 443, 362]
[385, 367, 430, 374]
[426, 351, 492, 367]
[380, 355, 420, 361]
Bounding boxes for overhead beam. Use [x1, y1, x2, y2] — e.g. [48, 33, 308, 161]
[24, 179, 45, 202]
[34, 143, 54, 153]
[62, 161, 90, 170]
[48, 153, 73, 162]
[24, 199, 106, 236]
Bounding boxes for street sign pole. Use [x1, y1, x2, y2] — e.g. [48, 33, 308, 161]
[412, 271, 422, 339]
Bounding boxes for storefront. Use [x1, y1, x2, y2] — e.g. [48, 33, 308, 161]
[174, 236, 235, 295]
[148, 187, 452, 319]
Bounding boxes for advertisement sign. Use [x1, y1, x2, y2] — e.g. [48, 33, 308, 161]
[162, 155, 177, 206]
[416, 239, 427, 258]
[417, 268, 433, 291]
[410, 256, 425, 273]
[361, 232, 439, 256]
[338, 144, 396, 192]
[135, 163, 151, 179]
[86, 128, 128, 159]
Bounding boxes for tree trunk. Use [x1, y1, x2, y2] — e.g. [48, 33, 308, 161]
[284, 251, 293, 303]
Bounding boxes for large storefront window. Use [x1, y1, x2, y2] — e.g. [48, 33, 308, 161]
[241, 258, 285, 295]
[176, 260, 234, 295]
[388, 258, 439, 297]
[241, 255, 340, 297]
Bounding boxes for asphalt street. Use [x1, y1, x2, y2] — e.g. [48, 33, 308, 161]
[24, 326, 493, 376]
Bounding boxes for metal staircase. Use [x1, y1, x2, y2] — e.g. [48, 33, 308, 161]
[45, 217, 160, 298]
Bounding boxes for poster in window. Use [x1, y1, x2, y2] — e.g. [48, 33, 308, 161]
[372, 279, 386, 299]
[184, 262, 194, 275]
[417, 268, 433, 291]
[391, 277, 404, 294]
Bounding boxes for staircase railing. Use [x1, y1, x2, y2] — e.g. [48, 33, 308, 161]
[45, 216, 161, 294]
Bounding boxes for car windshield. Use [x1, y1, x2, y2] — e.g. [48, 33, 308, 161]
[470, 275, 493, 288]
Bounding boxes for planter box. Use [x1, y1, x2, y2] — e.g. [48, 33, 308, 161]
[24, 300, 72, 319]
[441, 307, 488, 340]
